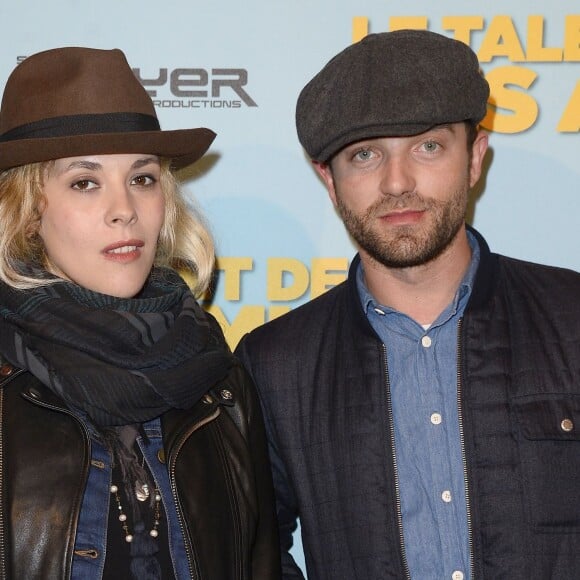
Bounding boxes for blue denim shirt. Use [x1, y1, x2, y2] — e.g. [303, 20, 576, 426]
[71, 416, 191, 580]
[357, 232, 480, 580]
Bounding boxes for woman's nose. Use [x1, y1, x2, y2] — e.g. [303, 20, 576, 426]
[105, 188, 138, 226]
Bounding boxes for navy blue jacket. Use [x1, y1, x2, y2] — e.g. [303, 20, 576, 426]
[236, 228, 580, 580]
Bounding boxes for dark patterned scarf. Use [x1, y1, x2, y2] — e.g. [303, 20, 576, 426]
[0, 267, 234, 426]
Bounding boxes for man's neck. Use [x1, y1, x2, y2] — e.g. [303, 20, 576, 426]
[361, 230, 472, 326]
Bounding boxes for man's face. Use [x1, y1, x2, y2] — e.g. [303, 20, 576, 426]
[314, 123, 488, 269]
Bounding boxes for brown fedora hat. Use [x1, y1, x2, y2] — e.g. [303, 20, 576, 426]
[0, 47, 215, 171]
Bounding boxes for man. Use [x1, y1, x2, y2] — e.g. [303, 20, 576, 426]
[235, 30, 580, 580]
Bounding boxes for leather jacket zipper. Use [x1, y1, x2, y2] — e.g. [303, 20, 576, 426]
[382, 344, 411, 580]
[456, 318, 475, 579]
[168, 406, 221, 580]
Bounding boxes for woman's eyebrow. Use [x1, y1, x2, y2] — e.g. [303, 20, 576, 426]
[61, 160, 102, 174]
[132, 156, 160, 169]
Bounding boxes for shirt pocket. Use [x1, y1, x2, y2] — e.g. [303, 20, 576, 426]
[513, 394, 580, 532]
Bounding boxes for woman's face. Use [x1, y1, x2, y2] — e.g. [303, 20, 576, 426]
[39, 153, 165, 298]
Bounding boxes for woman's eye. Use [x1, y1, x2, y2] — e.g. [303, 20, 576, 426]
[71, 179, 97, 191]
[131, 174, 157, 186]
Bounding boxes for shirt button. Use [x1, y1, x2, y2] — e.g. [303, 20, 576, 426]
[441, 490, 452, 503]
[431, 413, 442, 425]
[561, 418, 574, 432]
[452, 571, 464, 580]
[421, 335, 432, 348]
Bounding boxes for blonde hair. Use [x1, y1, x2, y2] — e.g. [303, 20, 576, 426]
[0, 159, 215, 296]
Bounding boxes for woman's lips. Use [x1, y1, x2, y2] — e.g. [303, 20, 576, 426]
[102, 240, 144, 262]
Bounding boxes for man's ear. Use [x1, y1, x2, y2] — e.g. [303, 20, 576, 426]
[312, 160, 338, 207]
[469, 130, 489, 188]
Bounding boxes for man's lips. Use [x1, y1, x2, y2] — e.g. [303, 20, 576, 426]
[380, 209, 425, 224]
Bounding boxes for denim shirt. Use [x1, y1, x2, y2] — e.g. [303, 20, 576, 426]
[357, 232, 480, 580]
[71, 416, 190, 580]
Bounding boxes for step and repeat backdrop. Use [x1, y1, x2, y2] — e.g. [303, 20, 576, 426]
[1, 1, 578, 571]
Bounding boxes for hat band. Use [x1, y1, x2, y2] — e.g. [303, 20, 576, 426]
[0, 112, 161, 143]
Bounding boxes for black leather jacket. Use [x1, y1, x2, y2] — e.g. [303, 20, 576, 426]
[236, 227, 580, 580]
[0, 361, 281, 579]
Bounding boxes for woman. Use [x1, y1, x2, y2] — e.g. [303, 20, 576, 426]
[0, 47, 280, 579]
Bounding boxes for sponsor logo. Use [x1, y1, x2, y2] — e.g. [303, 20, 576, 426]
[132, 67, 257, 109]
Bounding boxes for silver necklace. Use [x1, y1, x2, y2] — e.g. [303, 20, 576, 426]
[110, 483, 161, 543]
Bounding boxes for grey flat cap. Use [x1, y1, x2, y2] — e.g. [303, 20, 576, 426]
[296, 29, 490, 162]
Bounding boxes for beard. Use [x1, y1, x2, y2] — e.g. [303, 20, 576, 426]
[335, 183, 469, 269]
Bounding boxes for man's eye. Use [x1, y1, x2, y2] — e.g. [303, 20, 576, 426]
[422, 141, 440, 152]
[354, 149, 374, 161]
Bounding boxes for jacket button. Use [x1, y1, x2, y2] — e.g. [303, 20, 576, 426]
[202, 394, 213, 404]
[220, 389, 233, 400]
[0, 363, 14, 377]
[157, 449, 166, 464]
[561, 418, 574, 432]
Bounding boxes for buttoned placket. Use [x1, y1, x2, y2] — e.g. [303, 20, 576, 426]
[71, 428, 112, 580]
[369, 301, 470, 580]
